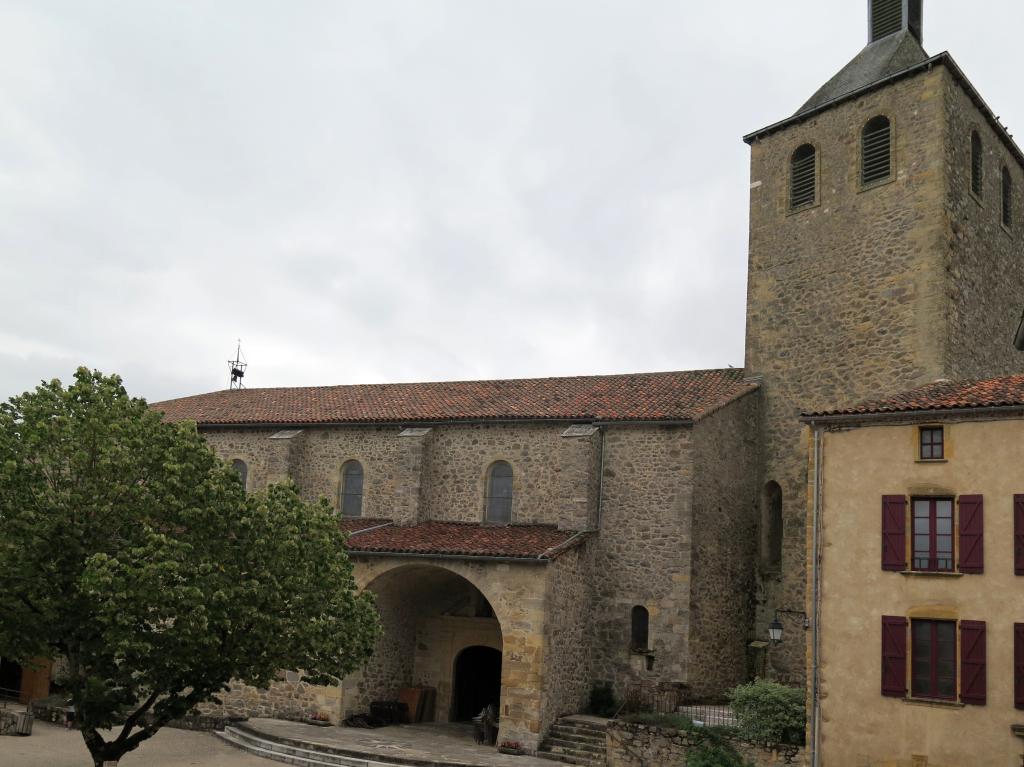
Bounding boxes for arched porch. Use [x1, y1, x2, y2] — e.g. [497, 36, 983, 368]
[344, 558, 548, 749]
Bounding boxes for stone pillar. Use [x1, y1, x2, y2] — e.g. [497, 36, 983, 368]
[391, 428, 430, 526]
[266, 429, 306, 486]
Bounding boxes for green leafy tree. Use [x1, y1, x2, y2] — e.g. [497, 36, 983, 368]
[0, 369, 379, 766]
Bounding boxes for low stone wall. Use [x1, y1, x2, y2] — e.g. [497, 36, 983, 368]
[607, 720, 804, 767]
[196, 674, 342, 723]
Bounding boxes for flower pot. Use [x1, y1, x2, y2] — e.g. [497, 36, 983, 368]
[304, 718, 332, 727]
[498, 746, 524, 755]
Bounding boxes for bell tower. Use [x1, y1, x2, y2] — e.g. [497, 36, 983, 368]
[743, 2, 1024, 682]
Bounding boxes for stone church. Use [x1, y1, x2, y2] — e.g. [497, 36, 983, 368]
[154, 0, 1024, 752]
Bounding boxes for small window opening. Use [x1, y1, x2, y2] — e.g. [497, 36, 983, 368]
[971, 132, 984, 197]
[340, 460, 364, 517]
[790, 144, 817, 210]
[919, 427, 944, 460]
[631, 606, 650, 652]
[231, 459, 248, 491]
[1003, 166, 1014, 229]
[862, 116, 892, 185]
[485, 461, 513, 524]
[761, 481, 784, 572]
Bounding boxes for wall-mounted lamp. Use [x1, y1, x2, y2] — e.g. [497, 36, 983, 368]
[768, 610, 810, 645]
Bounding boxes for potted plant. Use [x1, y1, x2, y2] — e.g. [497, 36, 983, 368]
[304, 711, 332, 727]
[498, 740, 524, 755]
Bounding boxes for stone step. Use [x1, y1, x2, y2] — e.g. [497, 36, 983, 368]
[534, 752, 604, 767]
[216, 727, 388, 767]
[556, 716, 608, 733]
[545, 726, 605, 745]
[539, 737, 605, 756]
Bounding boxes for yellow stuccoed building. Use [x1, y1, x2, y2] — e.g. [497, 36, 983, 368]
[803, 375, 1024, 767]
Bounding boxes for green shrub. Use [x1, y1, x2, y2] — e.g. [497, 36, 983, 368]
[588, 683, 618, 717]
[728, 679, 805, 747]
[686, 743, 748, 767]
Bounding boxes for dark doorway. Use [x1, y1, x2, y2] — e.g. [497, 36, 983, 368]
[0, 658, 22, 701]
[452, 646, 502, 721]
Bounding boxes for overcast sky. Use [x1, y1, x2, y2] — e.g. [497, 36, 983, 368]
[2, 1, 1022, 403]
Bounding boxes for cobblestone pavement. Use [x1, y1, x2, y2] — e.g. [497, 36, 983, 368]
[1, 720, 273, 767]
[245, 718, 556, 766]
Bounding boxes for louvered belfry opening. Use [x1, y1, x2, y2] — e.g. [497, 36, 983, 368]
[971, 131, 984, 197]
[870, 0, 904, 42]
[790, 144, 817, 210]
[862, 116, 892, 185]
[1003, 167, 1014, 228]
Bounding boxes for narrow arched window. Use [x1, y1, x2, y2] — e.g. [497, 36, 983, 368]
[631, 606, 650, 651]
[485, 461, 513, 524]
[340, 461, 364, 517]
[971, 131, 983, 197]
[790, 144, 817, 211]
[862, 116, 892, 185]
[1003, 166, 1014, 229]
[231, 459, 248, 491]
[762, 481, 783, 572]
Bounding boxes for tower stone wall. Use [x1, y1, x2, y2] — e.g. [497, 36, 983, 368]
[744, 63, 1024, 681]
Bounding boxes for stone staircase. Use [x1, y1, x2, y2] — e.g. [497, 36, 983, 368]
[216, 724, 387, 766]
[536, 715, 608, 767]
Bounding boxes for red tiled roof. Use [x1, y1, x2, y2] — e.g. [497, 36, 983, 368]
[804, 374, 1024, 419]
[152, 370, 756, 426]
[338, 520, 589, 561]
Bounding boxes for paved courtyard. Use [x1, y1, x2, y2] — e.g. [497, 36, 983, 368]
[1, 719, 271, 767]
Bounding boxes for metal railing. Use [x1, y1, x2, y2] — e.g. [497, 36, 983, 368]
[618, 682, 738, 728]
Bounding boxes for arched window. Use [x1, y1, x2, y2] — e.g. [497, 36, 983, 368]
[761, 481, 783, 572]
[790, 144, 817, 211]
[861, 116, 892, 185]
[231, 459, 248, 491]
[1003, 166, 1014, 229]
[631, 606, 650, 652]
[971, 131, 983, 197]
[485, 461, 513, 524]
[340, 461, 364, 517]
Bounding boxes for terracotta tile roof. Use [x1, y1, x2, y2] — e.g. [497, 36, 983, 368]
[152, 370, 756, 426]
[804, 374, 1024, 419]
[338, 520, 589, 561]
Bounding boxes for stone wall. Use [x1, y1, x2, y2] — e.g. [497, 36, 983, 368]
[418, 422, 599, 530]
[540, 544, 592, 728]
[743, 59, 1024, 683]
[941, 67, 1024, 380]
[590, 425, 694, 694]
[689, 393, 759, 698]
[606, 720, 804, 767]
[198, 673, 342, 723]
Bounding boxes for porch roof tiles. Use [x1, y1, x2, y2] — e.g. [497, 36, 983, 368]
[339, 519, 589, 561]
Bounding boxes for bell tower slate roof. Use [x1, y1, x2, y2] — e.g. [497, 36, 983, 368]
[795, 29, 928, 117]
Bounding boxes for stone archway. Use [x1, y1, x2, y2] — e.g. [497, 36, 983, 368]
[345, 558, 548, 749]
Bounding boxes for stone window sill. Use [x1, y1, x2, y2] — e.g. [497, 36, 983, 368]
[1002, 223, 1014, 238]
[899, 571, 965, 578]
[970, 190, 984, 208]
[902, 697, 964, 710]
[787, 201, 820, 217]
[915, 458, 948, 464]
[859, 176, 895, 194]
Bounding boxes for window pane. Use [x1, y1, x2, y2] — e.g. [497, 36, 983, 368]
[487, 496, 512, 524]
[341, 462, 363, 517]
[936, 623, 957, 698]
[911, 622, 932, 697]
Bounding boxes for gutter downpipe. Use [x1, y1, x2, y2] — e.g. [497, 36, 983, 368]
[596, 426, 608, 530]
[810, 426, 824, 767]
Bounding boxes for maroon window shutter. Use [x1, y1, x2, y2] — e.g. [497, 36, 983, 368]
[1015, 496, 1024, 576]
[1016, 624, 1024, 709]
[882, 616, 908, 697]
[882, 496, 907, 571]
[960, 621, 986, 705]
[958, 495, 984, 574]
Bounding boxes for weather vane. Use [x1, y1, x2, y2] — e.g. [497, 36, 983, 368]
[228, 340, 247, 390]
